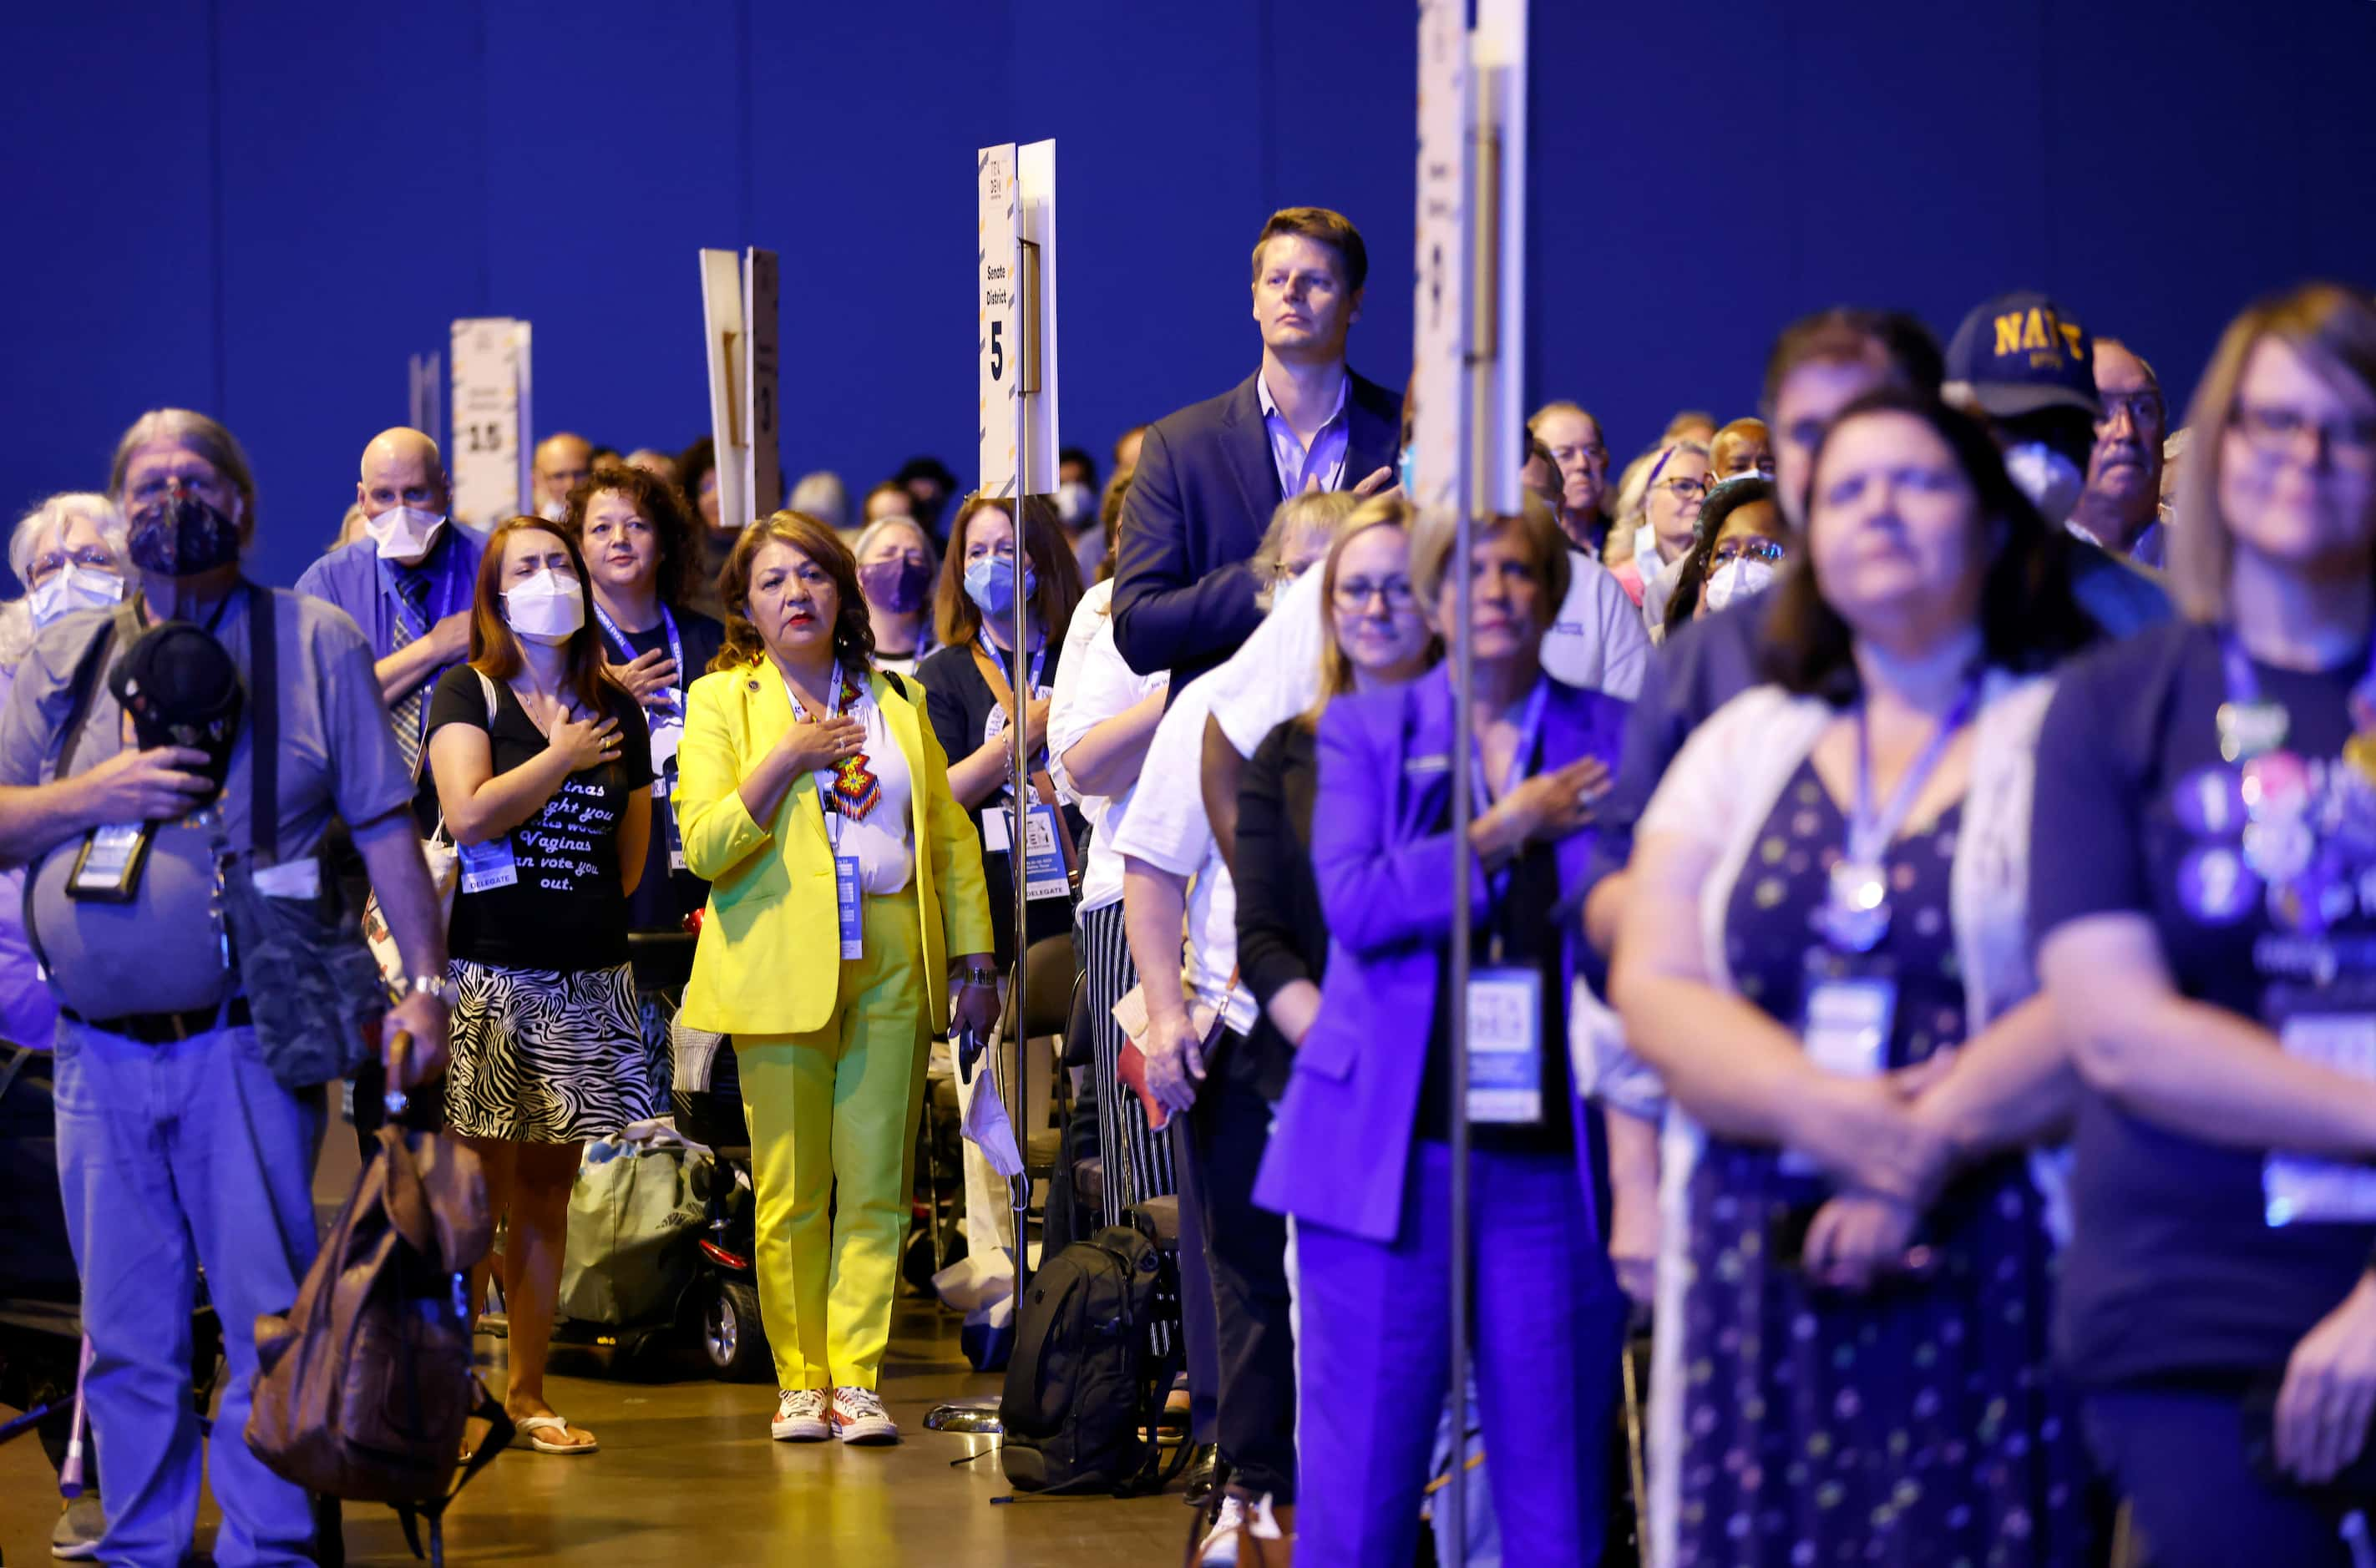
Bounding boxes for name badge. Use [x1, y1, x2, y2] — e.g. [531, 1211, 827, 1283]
[985, 803, 1071, 901]
[68, 822, 151, 903]
[458, 836, 519, 893]
[661, 756, 686, 873]
[252, 857, 322, 901]
[1781, 967, 1897, 1176]
[2266, 1000, 2376, 1225]
[836, 854, 864, 959]
[649, 716, 683, 797]
[1467, 966, 1543, 1124]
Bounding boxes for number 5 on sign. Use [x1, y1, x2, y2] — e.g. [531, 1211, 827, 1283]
[977, 139, 1058, 498]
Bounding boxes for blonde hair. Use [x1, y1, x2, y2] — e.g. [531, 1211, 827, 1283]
[1253, 489, 1361, 578]
[1311, 495, 1433, 710]
[2166, 282, 2376, 621]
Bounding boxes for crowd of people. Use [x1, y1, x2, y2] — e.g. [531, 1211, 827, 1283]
[0, 196, 2372, 1568]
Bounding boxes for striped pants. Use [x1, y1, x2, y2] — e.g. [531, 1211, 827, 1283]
[1077, 899, 1174, 1227]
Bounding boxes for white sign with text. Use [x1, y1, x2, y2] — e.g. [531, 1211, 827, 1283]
[448, 318, 530, 529]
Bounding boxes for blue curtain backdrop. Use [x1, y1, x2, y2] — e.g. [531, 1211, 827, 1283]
[3, 0, 2370, 590]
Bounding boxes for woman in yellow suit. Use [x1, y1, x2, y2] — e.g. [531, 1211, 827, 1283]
[676, 510, 1001, 1446]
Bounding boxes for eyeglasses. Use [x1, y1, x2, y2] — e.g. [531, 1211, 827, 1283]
[2095, 393, 2166, 433]
[1548, 443, 1608, 467]
[2229, 403, 2376, 470]
[1332, 575, 1416, 612]
[1710, 537, 1786, 567]
[27, 545, 116, 584]
[1657, 476, 1710, 503]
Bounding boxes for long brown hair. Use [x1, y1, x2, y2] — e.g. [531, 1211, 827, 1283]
[712, 510, 877, 674]
[2166, 281, 2376, 622]
[468, 517, 616, 714]
[934, 492, 1084, 650]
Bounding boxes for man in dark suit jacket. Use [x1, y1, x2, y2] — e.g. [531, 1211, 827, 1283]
[1112, 207, 1402, 690]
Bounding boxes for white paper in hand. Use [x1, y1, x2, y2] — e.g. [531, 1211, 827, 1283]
[959, 1028, 1026, 1179]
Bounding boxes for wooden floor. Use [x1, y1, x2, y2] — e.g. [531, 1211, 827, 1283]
[0, 1128, 1191, 1566]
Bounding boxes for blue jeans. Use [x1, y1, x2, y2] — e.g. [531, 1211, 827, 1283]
[1295, 1141, 1627, 1566]
[53, 1014, 327, 1568]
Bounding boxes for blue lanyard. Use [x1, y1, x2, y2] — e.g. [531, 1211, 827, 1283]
[595, 600, 686, 721]
[977, 633, 1045, 699]
[1467, 680, 1549, 819]
[1847, 678, 1982, 869]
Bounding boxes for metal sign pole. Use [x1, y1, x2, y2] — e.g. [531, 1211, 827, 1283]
[1009, 224, 1035, 1299]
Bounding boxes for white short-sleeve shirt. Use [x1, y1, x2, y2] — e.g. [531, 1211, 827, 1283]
[1107, 675, 1259, 1034]
[1047, 580, 1169, 914]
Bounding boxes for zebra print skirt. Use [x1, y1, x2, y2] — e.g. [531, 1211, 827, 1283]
[443, 959, 661, 1143]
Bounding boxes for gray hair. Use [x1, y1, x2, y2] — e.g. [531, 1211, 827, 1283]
[0, 493, 129, 662]
[788, 470, 849, 534]
[9, 492, 128, 588]
[851, 513, 939, 574]
[107, 408, 259, 528]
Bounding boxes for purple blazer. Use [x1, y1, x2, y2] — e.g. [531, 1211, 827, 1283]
[1253, 665, 1629, 1244]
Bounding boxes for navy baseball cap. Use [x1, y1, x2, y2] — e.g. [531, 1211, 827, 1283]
[1942, 291, 2100, 418]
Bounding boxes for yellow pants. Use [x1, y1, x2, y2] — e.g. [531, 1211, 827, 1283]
[735, 893, 930, 1391]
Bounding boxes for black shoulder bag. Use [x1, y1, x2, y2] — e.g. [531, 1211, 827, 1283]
[218, 587, 388, 1087]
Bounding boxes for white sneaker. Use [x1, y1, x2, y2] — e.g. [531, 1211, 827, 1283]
[830, 1385, 899, 1444]
[770, 1388, 829, 1442]
[1196, 1495, 1247, 1567]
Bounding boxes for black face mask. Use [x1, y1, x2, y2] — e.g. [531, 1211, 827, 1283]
[127, 489, 241, 577]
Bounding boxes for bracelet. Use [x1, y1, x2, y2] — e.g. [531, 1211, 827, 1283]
[961, 965, 1001, 989]
[408, 974, 459, 1010]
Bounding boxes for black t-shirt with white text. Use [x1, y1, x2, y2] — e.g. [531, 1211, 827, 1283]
[427, 666, 652, 974]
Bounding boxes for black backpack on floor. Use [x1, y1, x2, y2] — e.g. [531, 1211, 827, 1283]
[998, 1212, 1179, 1495]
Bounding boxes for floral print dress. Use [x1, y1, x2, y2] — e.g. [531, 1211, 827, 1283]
[1671, 760, 2090, 1567]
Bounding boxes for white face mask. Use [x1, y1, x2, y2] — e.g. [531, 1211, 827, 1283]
[28, 565, 124, 629]
[536, 496, 569, 523]
[365, 504, 445, 564]
[1703, 557, 1776, 613]
[504, 569, 585, 645]
[1055, 480, 1096, 529]
[2004, 442, 2085, 525]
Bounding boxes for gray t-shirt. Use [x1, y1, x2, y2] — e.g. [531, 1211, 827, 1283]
[0, 587, 413, 1017]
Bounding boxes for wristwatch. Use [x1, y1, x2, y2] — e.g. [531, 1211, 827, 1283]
[961, 964, 1001, 990]
[408, 973, 460, 1010]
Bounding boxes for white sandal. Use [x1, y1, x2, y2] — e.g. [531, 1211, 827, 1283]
[510, 1414, 598, 1454]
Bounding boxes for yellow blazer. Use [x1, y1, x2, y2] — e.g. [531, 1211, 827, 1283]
[674, 660, 994, 1037]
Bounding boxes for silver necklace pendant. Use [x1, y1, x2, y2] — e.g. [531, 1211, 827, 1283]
[1818, 860, 1891, 953]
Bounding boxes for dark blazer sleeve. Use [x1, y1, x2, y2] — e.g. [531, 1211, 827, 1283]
[1110, 418, 1262, 676]
[1234, 724, 1315, 1008]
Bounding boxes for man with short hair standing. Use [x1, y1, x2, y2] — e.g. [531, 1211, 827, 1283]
[295, 427, 484, 777]
[1527, 401, 1614, 555]
[531, 430, 593, 519]
[3, 407, 453, 1566]
[2070, 336, 2171, 567]
[1112, 206, 1401, 690]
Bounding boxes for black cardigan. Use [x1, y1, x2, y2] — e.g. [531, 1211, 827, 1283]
[1231, 718, 1329, 1101]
